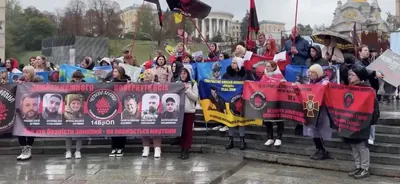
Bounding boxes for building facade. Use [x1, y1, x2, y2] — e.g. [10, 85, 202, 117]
[120, 4, 157, 34]
[330, 0, 389, 35]
[231, 20, 241, 40]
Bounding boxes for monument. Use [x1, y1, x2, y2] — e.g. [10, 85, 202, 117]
[330, 0, 390, 35]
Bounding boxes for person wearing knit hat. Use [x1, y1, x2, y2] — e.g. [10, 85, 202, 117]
[64, 94, 84, 160]
[344, 66, 379, 179]
[304, 63, 332, 161]
[222, 57, 247, 81]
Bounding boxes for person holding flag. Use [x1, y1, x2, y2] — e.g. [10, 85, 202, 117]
[283, 26, 310, 65]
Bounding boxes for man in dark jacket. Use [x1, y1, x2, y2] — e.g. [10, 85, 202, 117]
[345, 65, 379, 179]
[208, 86, 226, 114]
[283, 26, 310, 65]
[355, 45, 383, 92]
[306, 45, 329, 67]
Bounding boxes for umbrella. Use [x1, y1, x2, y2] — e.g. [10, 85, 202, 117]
[311, 31, 353, 50]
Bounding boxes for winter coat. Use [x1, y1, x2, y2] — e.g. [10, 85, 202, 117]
[283, 36, 310, 65]
[343, 81, 380, 144]
[303, 76, 332, 140]
[321, 38, 344, 63]
[306, 45, 330, 67]
[105, 73, 131, 82]
[355, 58, 379, 91]
[222, 66, 247, 81]
[152, 65, 172, 83]
[178, 69, 199, 113]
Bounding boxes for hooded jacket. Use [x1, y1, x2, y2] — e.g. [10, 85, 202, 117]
[178, 68, 198, 113]
[222, 66, 247, 81]
[321, 38, 344, 63]
[306, 45, 329, 67]
[283, 36, 310, 65]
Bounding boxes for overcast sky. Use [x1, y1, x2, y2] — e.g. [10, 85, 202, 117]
[18, 0, 395, 30]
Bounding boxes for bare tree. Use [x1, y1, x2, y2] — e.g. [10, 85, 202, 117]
[59, 0, 87, 36]
[87, 0, 123, 38]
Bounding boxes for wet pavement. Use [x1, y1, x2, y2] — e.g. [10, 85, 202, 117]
[0, 154, 399, 184]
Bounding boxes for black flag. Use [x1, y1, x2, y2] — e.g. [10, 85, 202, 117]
[145, 0, 164, 27]
[166, 0, 211, 19]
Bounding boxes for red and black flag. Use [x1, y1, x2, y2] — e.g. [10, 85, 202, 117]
[246, 0, 259, 50]
[144, 0, 164, 27]
[166, 0, 211, 19]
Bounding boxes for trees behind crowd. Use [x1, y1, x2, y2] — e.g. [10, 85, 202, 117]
[5, 0, 195, 59]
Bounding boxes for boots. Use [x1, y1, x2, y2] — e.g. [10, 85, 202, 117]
[177, 148, 184, 159]
[181, 149, 190, 160]
[225, 136, 234, 150]
[240, 137, 246, 150]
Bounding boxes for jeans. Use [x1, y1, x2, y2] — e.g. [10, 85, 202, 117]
[66, 138, 82, 152]
[266, 121, 284, 139]
[351, 141, 370, 170]
[18, 137, 34, 146]
[111, 137, 126, 149]
[228, 126, 245, 137]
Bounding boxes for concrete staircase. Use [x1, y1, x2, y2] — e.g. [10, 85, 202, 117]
[0, 109, 399, 177]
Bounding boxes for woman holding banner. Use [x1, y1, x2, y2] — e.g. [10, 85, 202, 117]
[261, 61, 286, 147]
[177, 68, 198, 160]
[109, 66, 130, 157]
[224, 57, 247, 150]
[16, 66, 44, 161]
[141, 69, 163, 159]
[304, 64, 332, 160]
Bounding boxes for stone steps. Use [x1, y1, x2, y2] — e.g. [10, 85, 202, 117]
[194, 135, 400, 166]
[193, 129, 400, 154]
[200, 144, 400, 177]
[194, 120, 400, 144]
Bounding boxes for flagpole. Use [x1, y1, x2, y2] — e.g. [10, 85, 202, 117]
[292, 0, 299, 58]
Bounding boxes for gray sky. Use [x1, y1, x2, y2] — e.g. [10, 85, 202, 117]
[18, 0, 395, 30]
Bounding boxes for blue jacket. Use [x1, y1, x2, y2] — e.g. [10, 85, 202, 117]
[283, 36, 310, 65]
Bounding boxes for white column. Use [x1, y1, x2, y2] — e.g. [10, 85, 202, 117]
[195, 19, 199, 38]
[202, 19, 206, 39]
[209, 18, 213, 39]
[216, 19, 220, 34]
[223, 20, 227, 34]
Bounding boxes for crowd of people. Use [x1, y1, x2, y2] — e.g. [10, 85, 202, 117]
[1, 25, 398, 180]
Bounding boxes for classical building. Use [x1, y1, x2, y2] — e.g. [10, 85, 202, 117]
[231, 20, 241, 41]
[120, 4, 156, 34]
[330, 0, 389, 35]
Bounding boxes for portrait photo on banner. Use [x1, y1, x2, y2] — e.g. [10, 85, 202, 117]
[64, 94, 84, 123]
[19, 93, 41, 121]
[141, 93, 160, 123]
[42, 94, 63, 122]
[0, 71, 8, 84]
[196, 59, 231, 81]
[121, 94, 141, 123]
[161, 93, 180, 121]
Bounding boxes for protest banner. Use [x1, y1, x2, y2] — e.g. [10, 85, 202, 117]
[366, 50, 400, 87]
[12, 83, 185, 137]
[325, 83, 376, 139]
[198, 79, 262, 127]
[196, 59, 231, 81]
[242, 81, 325, 126]
[0, 84, 17, 134]
[284, 64, 340, 84]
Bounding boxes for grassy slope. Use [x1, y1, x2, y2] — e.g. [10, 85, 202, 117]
[14, 40, 210, 66]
